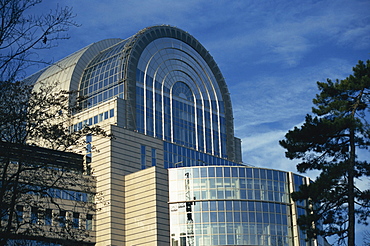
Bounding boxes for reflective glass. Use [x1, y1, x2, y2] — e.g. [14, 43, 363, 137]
[226, 201, 233, 211]
[135, 38, 228, 157]
[202, 212, 209, 223]
[224, 167, 230, 177]
[169, 166, 295, 245]
[208, 167, 215, 177]
[200, 168, 207, 177]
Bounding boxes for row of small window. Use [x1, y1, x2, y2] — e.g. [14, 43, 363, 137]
[173, 233, 290, 246]
[184, 189, 289, 203]
[82, 74, 119, 95]
[181, 177, 288, 191]
[170, 166, 288, 182]
[187, 222, 290, 237]
[71, 109, 114, 132]
[173, 201, 288, 215]
[173, 210, 289, 225]
[80, 84, 124, 109]
[164, 158, 236, 169]
[170, 179, 288, 199]
[5, 206, 93, 230]
[164, 142, 235, 169]
[169, 178, 289, 203]
[25, 186, 91, 202]
[7, 240, 61, 246]
[47, 188, 92, 202]
[172, 224, 290, 244]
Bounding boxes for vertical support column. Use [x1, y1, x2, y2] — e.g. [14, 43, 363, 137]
[306, 176, 318, 246]
[288, 172, 300, 246]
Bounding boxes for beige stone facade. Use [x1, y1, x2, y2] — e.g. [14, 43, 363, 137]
[91, 124, 167, 245]
[124, 166, 169, 245]
[69, 99, 168, 245]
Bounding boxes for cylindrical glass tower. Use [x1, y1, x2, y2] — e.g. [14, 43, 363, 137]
[169, 166, 307, 246]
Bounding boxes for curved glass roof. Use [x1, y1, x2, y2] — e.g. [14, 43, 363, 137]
[79, 40, 128, 109]
[73, 25, 237, 161]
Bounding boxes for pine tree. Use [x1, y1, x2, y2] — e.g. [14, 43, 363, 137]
[279, 60, 370, 245]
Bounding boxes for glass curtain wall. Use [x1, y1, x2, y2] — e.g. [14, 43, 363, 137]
[135, 38, 227, 159]
[169, 166, 294, 246]
[78, 41, 127, 109]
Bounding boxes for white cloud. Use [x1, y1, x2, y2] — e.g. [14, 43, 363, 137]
[203, 0, 370, 68]
[337, 25, 370, 49]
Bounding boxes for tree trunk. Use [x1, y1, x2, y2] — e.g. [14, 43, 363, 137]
[348, 127, 355, 246]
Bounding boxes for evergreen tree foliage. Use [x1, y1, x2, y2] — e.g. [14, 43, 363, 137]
[279, 60, 370, 245]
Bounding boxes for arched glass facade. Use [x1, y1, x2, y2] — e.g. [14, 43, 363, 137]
[135, 38, 226, 158]
[77, 26, 238, 162]
[169, 166, 297, 246]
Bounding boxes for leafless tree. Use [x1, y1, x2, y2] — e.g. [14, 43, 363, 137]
[364, 231, 370, 246]
[0, 0, 78, 82]
[0, 1, 108, 244]
[0, 81, 109, 245]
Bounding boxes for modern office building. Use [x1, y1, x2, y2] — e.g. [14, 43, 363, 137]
[24, 25, 325, 245]
[0, 141, 95, 245]
[169, 166, 327, 246]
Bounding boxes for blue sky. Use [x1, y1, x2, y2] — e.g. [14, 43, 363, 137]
[31, 0, 370, 172]
[30, 0, 369, 243]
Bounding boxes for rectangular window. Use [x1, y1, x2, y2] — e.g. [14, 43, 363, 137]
[31, 207, 38, 224]
[54, 188, 61, 199]
[45, 209, 52, 226]
[78, 122, 82, 130]
[1, 208, 9, 221]
[151, 148, 156, 167]
[59, 210, 66, 227]
[109, 109, 114, 118]
[141, 145, 146, 170]
[86, 134, 92, 143]
[86, 155, 92, 165]
[16, 205, 23, 222]
[73, 212, 79, 228]
[86, 214, 93, 230]
[93, 115, 98, 124]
